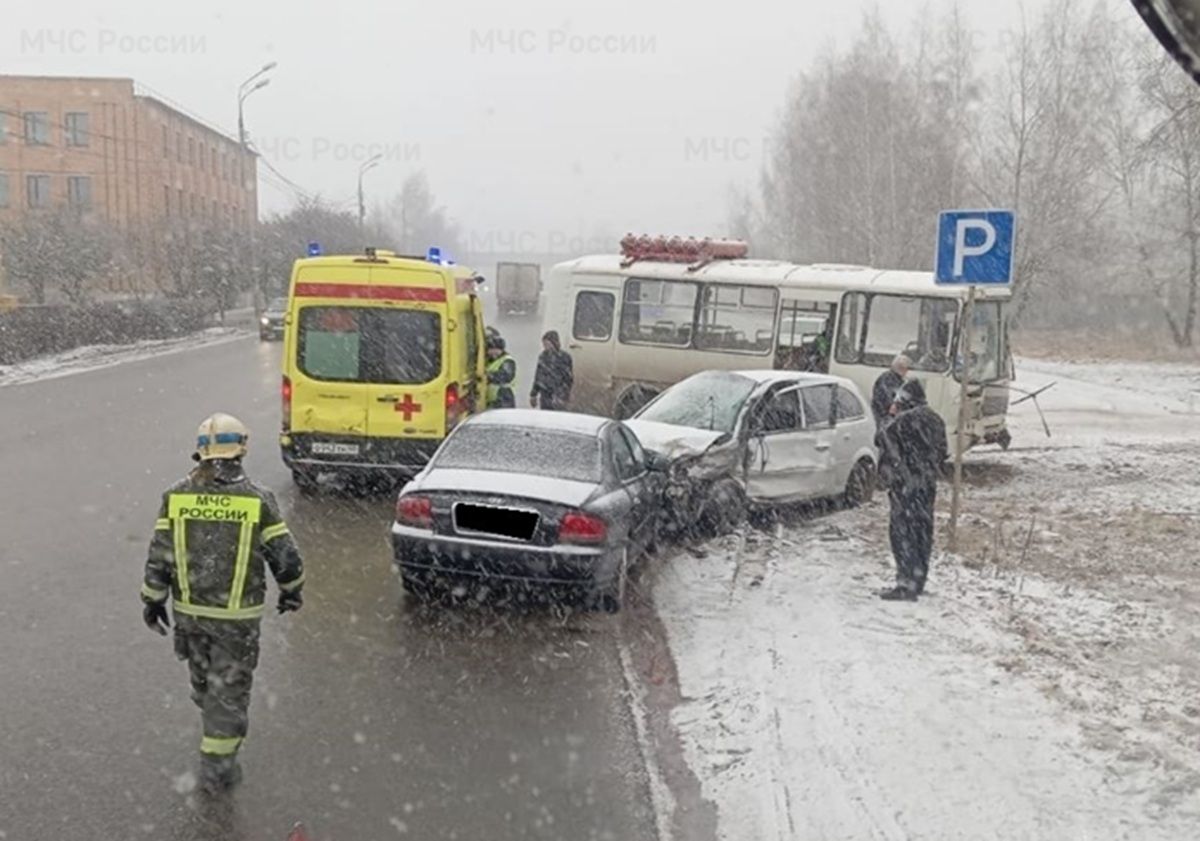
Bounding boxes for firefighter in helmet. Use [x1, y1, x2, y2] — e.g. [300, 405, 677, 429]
[140, 413, 304, 794]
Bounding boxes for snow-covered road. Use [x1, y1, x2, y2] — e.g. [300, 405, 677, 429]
[655, 355, 1200, 840]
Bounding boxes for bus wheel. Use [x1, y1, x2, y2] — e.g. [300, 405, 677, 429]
[614, 385, 656, 420]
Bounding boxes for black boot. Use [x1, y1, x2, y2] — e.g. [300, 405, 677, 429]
[199, 755, 242, 795]
[879, 586, 918, 602]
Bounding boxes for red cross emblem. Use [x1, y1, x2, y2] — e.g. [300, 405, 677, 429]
[394, 394, 422, 421]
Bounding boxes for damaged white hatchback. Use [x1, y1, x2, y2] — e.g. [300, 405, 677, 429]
[624, 369, 878, 534]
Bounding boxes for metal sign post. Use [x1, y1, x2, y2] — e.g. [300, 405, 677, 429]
[934, 209, 1015, 553]
[948, 285, 975, 552]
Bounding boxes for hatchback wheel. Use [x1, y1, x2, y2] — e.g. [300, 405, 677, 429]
[843, 458, 875, 508]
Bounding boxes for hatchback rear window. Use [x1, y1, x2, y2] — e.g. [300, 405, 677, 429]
[298, 306, 441, 384]
[435, 425, 602, 484]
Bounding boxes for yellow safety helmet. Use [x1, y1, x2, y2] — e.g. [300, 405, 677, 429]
[194, 413, 249, 461]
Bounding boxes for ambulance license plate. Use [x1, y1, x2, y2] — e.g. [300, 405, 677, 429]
[311, 442, 360, 456]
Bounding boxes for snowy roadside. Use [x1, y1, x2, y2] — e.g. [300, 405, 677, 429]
[653, 355, 1200, 840]
[0, 327, 250, 388]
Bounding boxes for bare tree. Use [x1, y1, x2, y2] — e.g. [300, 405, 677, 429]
[380, 172, 463, 257]
[971, 0, 1111, 322]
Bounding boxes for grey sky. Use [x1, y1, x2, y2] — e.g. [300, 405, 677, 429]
[8, 0, 1034, 258]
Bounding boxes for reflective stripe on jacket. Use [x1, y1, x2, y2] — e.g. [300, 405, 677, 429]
[141, 468, 304, 621]
[485, 353, 517, 408]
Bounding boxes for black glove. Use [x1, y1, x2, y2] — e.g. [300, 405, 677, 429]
[277, 590, 303, 614]
[143, 601, 170, 636]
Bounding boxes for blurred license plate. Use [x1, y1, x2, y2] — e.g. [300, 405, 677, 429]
[311, 442, 360, 456]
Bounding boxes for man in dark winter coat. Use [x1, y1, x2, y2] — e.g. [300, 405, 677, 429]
[871, 354, 910, 427]
[877, 380, 947, 601]
[530, 330, 574, 410]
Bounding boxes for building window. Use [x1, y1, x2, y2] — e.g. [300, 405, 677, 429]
[177, 188, 184, 215]
[24, 112, 50, 145]
[164, 184, 171, 216]
[0, 173, 9, 208]
[211, 198, 217, 218]
[64, 112, 89, 147]
[67, 176, 92, 210]
[162, 125, 169, 158]
[26, 174, 51, 208]
[177, 132, 184, 163]
[211, 147, 217, 173]
[190, 194, 197, 215]
[0, 114, 7, 145]
[188, 137, 196, 166]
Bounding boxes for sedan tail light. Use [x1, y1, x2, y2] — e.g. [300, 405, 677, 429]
[396, 495, 433, 528]
[559, 511, 607, 544]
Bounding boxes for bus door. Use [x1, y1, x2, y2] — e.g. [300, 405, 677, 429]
[565, 286, 618, 414]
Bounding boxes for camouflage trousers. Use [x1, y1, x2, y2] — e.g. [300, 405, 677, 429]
[173, 616, 261, 762]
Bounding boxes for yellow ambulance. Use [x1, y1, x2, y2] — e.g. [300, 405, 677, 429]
[279, 248, 487, 489]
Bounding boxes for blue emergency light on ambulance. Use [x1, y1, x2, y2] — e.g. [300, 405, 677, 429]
[426, 247, 442, 264]
[307, 241, 322, 257]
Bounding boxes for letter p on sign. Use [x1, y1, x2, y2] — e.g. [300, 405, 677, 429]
[935, 210, 1015, 286]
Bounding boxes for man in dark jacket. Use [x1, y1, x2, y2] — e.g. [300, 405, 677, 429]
[141, 413, 304, 793]
[530, 330, 574, 410]
[877, 380, 947, 601]
[871, 354, 910, 426]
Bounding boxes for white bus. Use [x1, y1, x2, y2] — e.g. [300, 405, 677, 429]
[543, 242, 1013, 450]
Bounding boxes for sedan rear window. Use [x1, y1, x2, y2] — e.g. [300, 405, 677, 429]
[635, 370, 757, 433]
[435, 425, 603, 483]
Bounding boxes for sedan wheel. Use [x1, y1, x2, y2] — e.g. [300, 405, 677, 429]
[597, 548, 629, 613]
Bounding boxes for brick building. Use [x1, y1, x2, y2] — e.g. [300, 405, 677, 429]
[0, 75, 257, 230]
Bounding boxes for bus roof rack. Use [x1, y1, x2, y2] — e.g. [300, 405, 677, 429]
[619, 234, 749, 271]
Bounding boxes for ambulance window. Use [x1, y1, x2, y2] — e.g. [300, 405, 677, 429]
[371, 309, 441, 384]
[298, 307, 362, 381]
[573, 291, 615, 341]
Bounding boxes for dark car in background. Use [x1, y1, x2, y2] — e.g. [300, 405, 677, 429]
[259, 297, 288, 340]
[391, 409, 667, 611]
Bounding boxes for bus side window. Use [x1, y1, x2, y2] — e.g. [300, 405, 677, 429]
[835, 292, 867, 364]
[573, 291, 615, 341]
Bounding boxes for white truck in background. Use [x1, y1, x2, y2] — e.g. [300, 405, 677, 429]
[495, 262, 542, 317]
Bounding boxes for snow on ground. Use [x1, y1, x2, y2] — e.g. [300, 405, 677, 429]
[0, 327, 249, 388]
[655, 355, 1200, 840]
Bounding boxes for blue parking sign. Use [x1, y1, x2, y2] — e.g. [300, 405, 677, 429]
[934, 210, 1015, 285]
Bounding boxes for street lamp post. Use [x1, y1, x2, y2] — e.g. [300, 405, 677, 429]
[237, 61, 277, 146]
[358, 154, 383, 240]
[236, 62, 275, 311]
